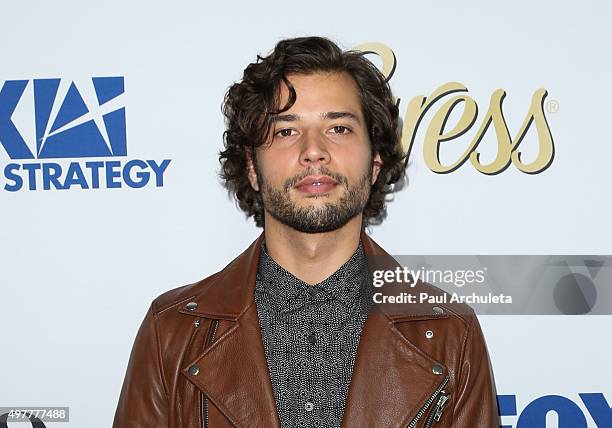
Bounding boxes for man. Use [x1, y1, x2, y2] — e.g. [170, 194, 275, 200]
[113, 36, 500, 427]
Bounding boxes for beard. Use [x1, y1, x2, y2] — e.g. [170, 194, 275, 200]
[255, 162, 373, 234]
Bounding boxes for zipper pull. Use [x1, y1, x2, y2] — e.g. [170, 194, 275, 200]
[432, 392, 450, 422]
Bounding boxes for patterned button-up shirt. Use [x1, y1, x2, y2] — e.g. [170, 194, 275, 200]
[254, 240, 373, 428]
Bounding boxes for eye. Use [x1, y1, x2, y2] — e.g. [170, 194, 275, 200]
[330, 125, 351, 135]
[275, 128, 296, 138]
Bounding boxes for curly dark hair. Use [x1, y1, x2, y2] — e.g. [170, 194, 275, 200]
[219, 36, 405, 228]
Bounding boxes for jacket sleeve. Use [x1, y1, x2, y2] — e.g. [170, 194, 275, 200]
[451, 313, 500, 427]
[113, 303, 169, 427]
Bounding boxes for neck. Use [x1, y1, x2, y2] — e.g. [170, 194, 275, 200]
[263, 213, 364, 285]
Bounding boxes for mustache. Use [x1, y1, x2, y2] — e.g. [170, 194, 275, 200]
[283, 166, 349, 192]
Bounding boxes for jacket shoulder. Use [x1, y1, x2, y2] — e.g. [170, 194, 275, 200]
[149, 271, 222, 315]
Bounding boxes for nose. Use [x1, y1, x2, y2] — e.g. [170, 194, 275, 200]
[298, 131, 330, 167]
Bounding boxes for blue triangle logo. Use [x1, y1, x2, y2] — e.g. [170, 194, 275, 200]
[50, 82, 89, 133]
[93, 77, 124, 105]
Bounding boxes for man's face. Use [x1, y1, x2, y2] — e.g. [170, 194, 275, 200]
[247, 71, 382, 233]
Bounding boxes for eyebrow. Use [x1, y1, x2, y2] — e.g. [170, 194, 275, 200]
[270, 111, 362, 125]
[322, 111, 361, 124]
[270, 114, 300, 123]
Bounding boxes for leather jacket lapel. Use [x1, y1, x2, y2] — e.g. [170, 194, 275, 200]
[182, 303, 280, 428]
[179, 233, 279, 427]
[342, 307, 448, 427]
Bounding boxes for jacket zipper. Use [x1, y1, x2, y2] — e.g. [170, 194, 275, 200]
[201, 319, 219, 428]
[423, 391, 450, 428]
[406, 375, 450, 428]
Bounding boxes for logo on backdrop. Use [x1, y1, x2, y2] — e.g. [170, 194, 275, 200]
[0, 76, 171, 191]
[498, 393, 610, 428]
[355, 43, 555, 175]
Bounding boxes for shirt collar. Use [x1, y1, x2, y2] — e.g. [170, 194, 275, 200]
[255, 240, 369, 314]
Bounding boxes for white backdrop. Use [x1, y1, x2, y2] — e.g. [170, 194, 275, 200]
[1, 1, 611, 427]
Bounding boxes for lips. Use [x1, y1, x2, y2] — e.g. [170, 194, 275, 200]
[294, 175, 339, 194]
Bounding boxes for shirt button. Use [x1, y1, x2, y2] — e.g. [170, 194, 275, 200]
[304, 402, 314, 412]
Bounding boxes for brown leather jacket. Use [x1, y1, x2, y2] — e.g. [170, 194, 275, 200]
[113, 232, 500, 427]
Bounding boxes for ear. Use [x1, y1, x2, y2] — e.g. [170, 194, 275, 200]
[246, 148, 260, 192]
[371, 152, 383, 184]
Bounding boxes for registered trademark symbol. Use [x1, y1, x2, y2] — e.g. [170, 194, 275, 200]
[546, 99, 559, 114]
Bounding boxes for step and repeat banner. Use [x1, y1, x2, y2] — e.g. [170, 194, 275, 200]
[1, 1, 610, 427]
